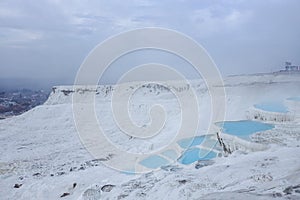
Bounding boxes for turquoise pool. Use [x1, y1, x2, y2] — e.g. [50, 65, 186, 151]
[178, 148, 217, 165]
[216, 120, 275, 140]
[177, 136, 205, 149]
[161, 149, 178, 160]
[139, 120, 275, 168]
[254, 102, 289, 113]
[139, 155, 170, 169]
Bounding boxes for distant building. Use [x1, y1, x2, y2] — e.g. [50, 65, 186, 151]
[284, 62, 299, 72]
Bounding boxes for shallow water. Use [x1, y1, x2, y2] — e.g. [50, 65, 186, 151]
[254, 102, 288, 113]
[140, 120, 275, 168]
[177, 136, 206, 149]
[161, 149, 178, 160]
[178, 148, 217, 165]
[216, 120, 275, 140]
[139, 155, 170, 169]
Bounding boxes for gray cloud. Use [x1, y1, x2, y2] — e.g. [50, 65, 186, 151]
[0, 0, 299, 89]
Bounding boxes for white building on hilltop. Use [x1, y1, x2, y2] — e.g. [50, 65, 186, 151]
[283, 62, 299, 72]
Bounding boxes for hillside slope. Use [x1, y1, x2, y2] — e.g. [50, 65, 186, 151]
[0, 73, 300, 199]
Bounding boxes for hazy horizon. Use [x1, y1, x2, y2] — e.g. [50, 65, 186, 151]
[1, 0, 300, 90]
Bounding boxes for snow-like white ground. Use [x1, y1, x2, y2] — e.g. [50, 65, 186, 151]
[0, 73, 300, 199]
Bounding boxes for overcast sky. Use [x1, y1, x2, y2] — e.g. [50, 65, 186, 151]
[0, 0, 299, 89]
